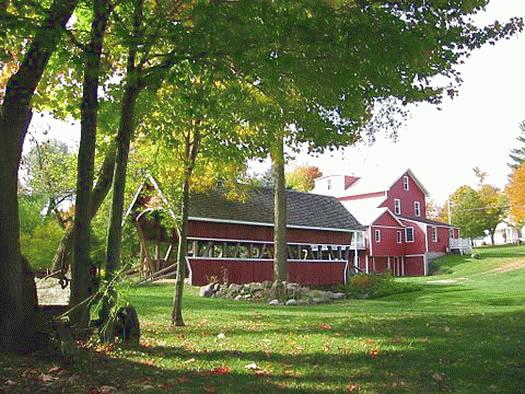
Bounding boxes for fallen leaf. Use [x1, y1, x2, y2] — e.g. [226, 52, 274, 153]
[4, 379, 17, 386]
[216, 333, 226, 340]
[184, 358, 196, 364]
[369, 349, 379, 358]
[345, 383, 359, 392]
[38, 373, 56, 383]
[98, 385, 118, 393]
[48, 366, 64, 374]
[319, 323, 332, 330]
[209, 366, 231, 375]
[245, 363, 258, 370]
[203, 386, 216, 393]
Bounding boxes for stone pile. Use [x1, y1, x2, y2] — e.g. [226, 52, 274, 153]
[199, 281, 346, 305]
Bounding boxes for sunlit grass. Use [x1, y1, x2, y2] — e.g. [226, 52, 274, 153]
[2, 245, 524, 392]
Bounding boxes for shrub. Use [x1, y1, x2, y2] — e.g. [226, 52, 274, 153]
[335, 272, 422, 299]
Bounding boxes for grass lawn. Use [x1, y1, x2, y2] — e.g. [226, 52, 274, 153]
[2, 245, 525, 393]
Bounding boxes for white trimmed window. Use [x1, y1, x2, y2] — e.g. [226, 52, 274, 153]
[405, 227, 415, 242]
[449, 228, 455, 239]
[397, 230, 403, 243]
[394, 199, 401, 215]
[432, 227, 438, 242]
[414, 201, 421, 217]
[403, 175, 410, 191]
[374, 229, 381, 242]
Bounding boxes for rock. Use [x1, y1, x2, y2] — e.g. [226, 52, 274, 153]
[306, 290, 330, 303]
[261, 280, 273, 289]
[327, 291, 346, 300]
[234, 295, 243, 301]
[268, 299, 280, 306]
[228, 283, 242, 292]
[199, 283, 215, 297]
[285, 299, 297, 306]
[311, 297, 324, 304]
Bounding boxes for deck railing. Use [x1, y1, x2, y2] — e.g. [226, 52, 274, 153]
[449, 238, 472, 254]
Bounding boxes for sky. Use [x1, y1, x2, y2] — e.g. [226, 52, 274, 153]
[276, 1, 525, 204]
[31, 1, 525, 205]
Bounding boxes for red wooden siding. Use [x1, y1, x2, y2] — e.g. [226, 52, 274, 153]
[381, 172, 426, 218]
[188, 259, 345, 286]
[400, 220, 426, 255]
[370, 226, 405, 256]
[427, 226, 450, 253]
[405, 256, 425, 276]
[372, 257, 388, 273]
[188, 220, 351, 244]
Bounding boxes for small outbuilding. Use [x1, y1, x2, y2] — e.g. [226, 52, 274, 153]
[126, 177, 365, 286]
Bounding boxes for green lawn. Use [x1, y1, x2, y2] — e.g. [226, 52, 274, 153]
[2, 245, 525, 393]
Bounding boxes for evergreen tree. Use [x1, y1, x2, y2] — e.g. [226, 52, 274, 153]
[508, 121, 525, 170]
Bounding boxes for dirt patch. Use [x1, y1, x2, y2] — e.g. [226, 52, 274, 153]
[490, 259, 525, 273]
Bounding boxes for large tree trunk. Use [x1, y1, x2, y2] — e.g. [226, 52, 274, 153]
[52, 143, 116, 272]
[0, 0, 77, 352]
[272, 134, 288, 283]
[70, 0, 111, 328]
[172, 130, 200, 327]
[104, 0, 144, 279]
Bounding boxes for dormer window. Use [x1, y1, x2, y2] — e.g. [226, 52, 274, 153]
[394, 199, 401, 215]
[414, 201, 421, 217]
[403, 175, 410, 191]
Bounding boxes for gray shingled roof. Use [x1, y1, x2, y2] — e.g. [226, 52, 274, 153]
[398, 215, 454, 228]
[188, 187, 363, 231]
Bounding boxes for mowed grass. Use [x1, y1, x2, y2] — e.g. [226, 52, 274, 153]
[2, 245, 525, 393]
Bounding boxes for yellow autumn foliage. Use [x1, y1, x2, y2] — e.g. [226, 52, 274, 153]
[506, 163, 525, 224]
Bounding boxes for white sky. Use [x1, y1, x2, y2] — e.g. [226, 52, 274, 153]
[279, 1, 525, 204]
[31, 1, 525, 204]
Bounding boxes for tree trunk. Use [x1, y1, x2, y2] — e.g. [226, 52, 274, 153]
[70, 0, 111, 328]
[172, 130, 200, 326]
[51, 143, 116, 272]
[490, 230, 495, 246]
[104, 0, 144, 278]
[0, 0, 77, 352]
[171, 173, 190, 327]
[272, 134, 288, 283]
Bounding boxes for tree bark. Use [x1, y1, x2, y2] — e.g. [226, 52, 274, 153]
[0, 0, 77, 352]
[272, 134, 288, 283]
[70, 0, 111, 328]
[51, 143, 117, 272]
[105, 0, 144, 278]
[172, 129, 200, 326]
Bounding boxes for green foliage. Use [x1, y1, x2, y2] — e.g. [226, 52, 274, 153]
[471, 252, 481, 260]
[337, 272, 421, 299]
[508, 120, 525, 171]
[20, 218, 65, 271]
[449, 185, 487, 239]
[21, 137, 77, 216]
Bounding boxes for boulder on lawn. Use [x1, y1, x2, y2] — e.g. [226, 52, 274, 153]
[285, 299, 297, 306]
[199, 283, 216, 297]
[268, 299, 280, 306]
[327, 291, 346, 300]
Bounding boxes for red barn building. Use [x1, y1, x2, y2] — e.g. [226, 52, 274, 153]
[127, 177, 365, 286]
[313, 169, 463, 276]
